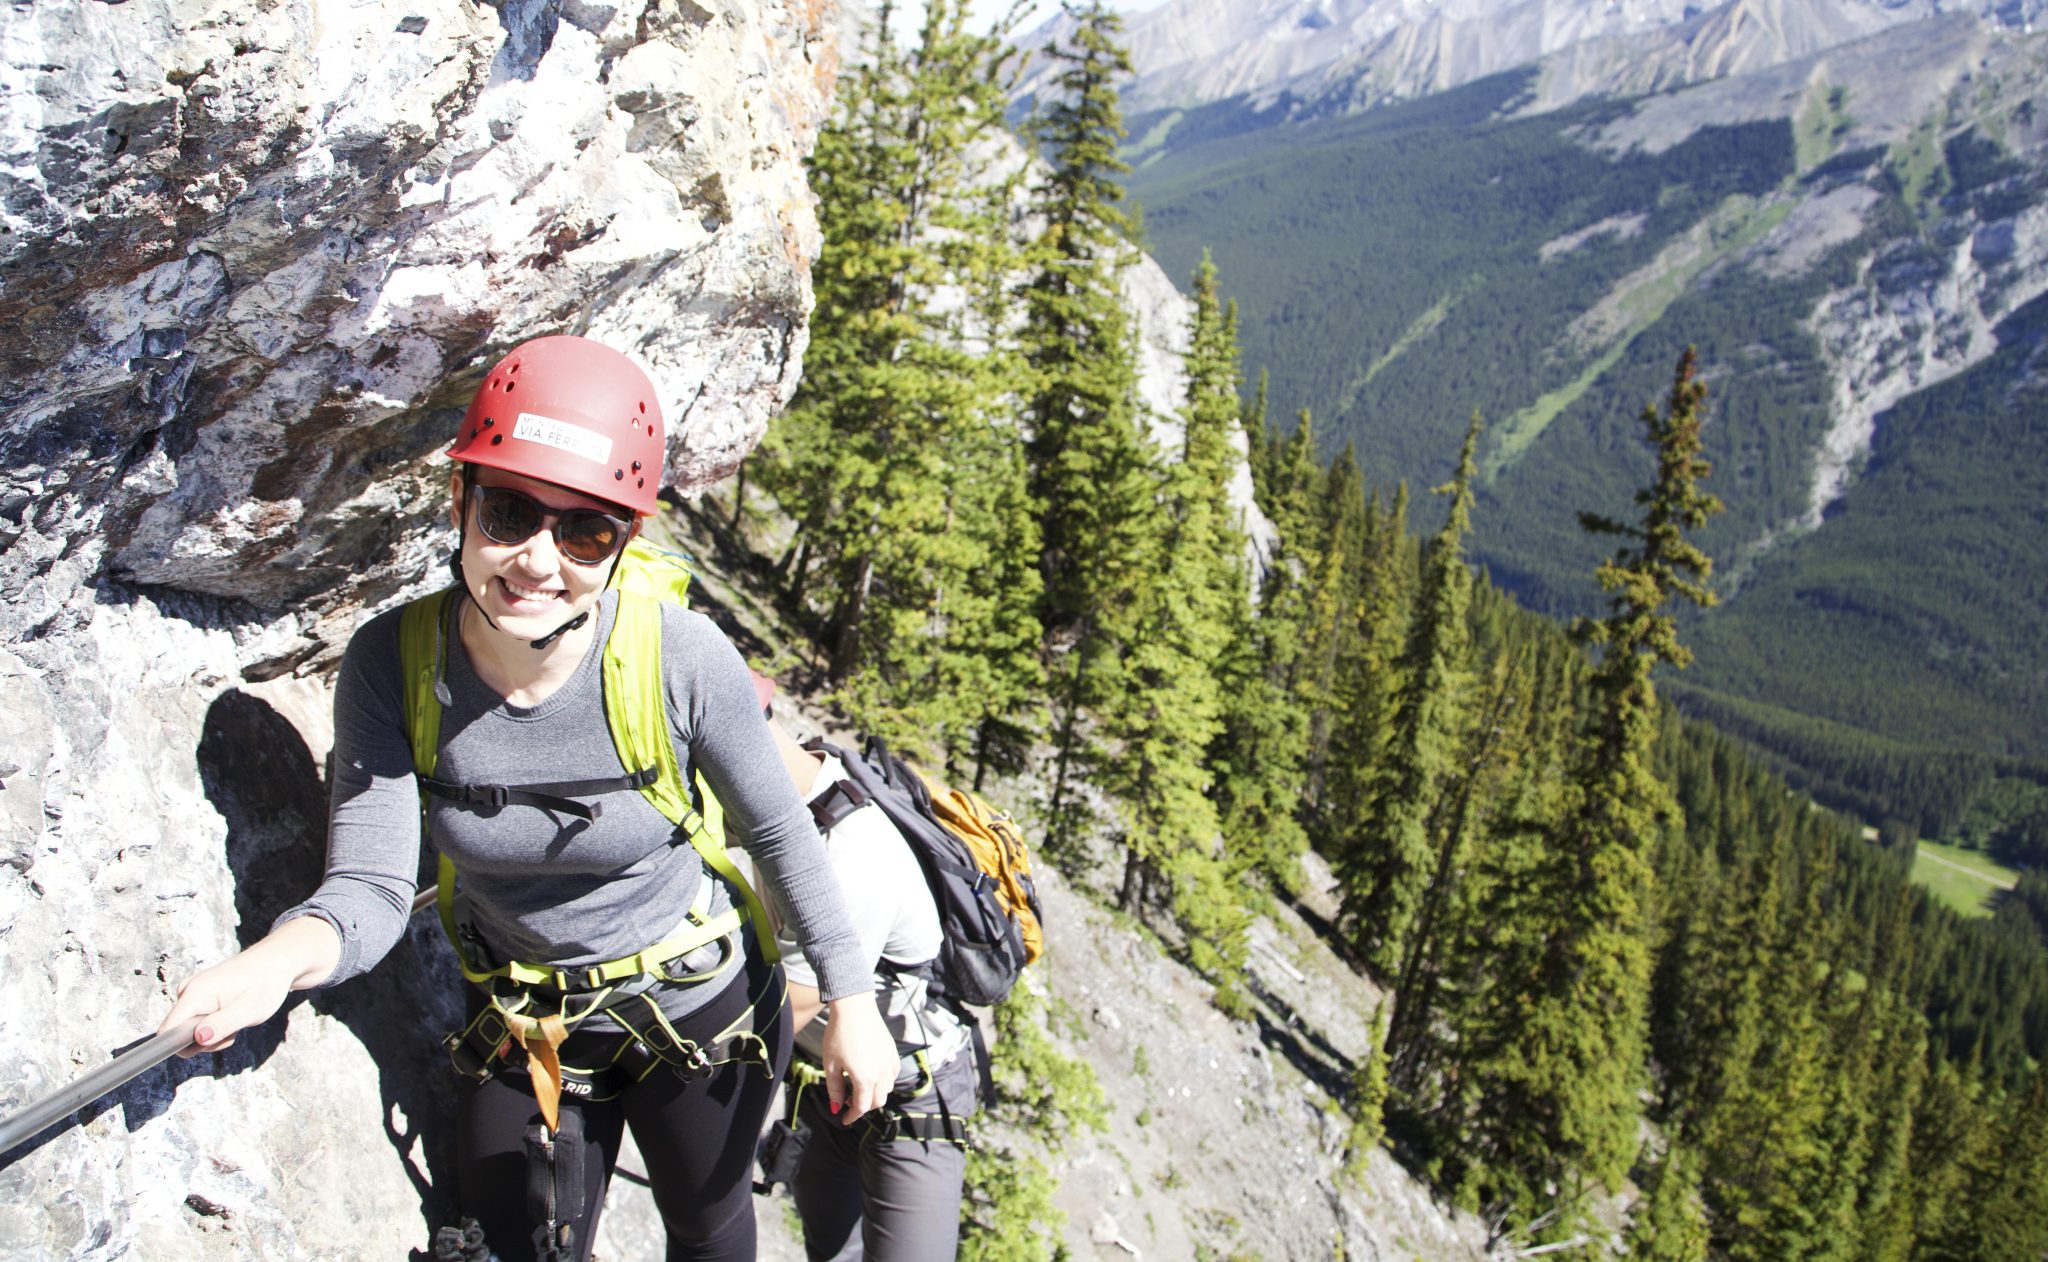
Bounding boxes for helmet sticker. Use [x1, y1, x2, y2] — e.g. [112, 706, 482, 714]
[512, 412, 614, 466]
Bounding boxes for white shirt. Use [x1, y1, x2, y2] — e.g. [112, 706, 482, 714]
[774, 753, 970, 1075]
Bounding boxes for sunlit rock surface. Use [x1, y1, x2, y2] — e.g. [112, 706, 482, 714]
[0, 1, 836, 1255]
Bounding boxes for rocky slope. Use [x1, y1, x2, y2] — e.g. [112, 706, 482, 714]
[1557, 12, 2048, 536]
[0, 1, 838, 1256]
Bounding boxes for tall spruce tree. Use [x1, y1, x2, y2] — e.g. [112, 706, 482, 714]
[1097, 251, 1255, 1005]
[1336, 413, 1481, 979]
[1381, 648, 1523, 1095]
[1441, 348, 1723, 1229]
[1175, 252, 1289, 879]
[1216, 408, 1317, 891]
[1320, 480, 1413, 859]
[1627, 1141, 1711, 1262]
[1020, 0, 1154, 850]
[756, 0, 1036, 765]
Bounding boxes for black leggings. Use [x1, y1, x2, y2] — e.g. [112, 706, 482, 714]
[454, 950, 792, 1262]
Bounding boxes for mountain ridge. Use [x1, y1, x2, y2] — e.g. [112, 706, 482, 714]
[1013, 0, 2031, 124]
[1116, 6, 2048, 763]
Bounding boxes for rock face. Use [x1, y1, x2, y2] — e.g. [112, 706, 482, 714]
[1802, 197, 2048, 527]
[0, 2, 836, 1257]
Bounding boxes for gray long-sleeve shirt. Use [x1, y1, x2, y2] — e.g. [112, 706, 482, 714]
[279, 590, 868, 1010]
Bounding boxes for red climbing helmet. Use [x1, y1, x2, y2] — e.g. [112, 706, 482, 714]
[449, 335, 666, 515]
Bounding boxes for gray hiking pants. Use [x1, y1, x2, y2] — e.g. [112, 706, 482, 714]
[790, 1047, 976, 1261]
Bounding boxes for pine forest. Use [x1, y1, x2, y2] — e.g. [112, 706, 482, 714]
[745, 2, 2048, 1256]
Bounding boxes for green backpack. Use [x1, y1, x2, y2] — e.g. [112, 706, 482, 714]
[396, 540, 779, 990]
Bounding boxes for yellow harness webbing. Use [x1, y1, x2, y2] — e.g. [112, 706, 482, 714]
[398, 578, 781, 994]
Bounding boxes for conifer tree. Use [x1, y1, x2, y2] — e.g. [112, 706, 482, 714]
[1021, 0, 1154, 851]
[1301, 446, 1368, 802]
[1212, 608, 1312, 890]
[756, 0, 1036, 766]
[1337, 413, 1481, 978]
[1021, 0, 1142, 638]
[1381, 649, 1522, 1095]
[1345, 999, 1393, 1177]
[1700, 874, 1860, 1262]
[1319, 480, 1413, 857]
[1917, 1063, 2048, 1262]
[1096, 252, 1252, 1007]
[1441, 348, 1722, 1228]
[1627, 1141, 1711, 1262]
[1198, 266, 1311, 892]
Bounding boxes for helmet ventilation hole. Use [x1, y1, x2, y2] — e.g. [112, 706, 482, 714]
[491, 434, 504, 445]
[614, 469, 625, 480]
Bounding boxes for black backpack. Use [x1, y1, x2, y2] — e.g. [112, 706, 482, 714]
[803, 737, 1042, 1008]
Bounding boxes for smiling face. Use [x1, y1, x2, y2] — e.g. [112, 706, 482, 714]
[448, 466, 636, 644]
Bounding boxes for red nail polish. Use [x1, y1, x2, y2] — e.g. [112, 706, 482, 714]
[830, 1099, 842, 1115]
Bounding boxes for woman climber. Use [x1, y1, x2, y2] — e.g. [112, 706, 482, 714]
[160, 334, 898, 1262]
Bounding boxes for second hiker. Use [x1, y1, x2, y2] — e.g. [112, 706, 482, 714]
[758, 712, 977, 1262]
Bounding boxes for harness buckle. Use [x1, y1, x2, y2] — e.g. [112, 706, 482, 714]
[446, 1029, 496, 1082]
[464, 784, 510, 809]
[676, 1043, 715, 1081]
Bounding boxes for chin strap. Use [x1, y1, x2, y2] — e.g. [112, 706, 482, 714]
[448, 475, 610, 653]
[527, 612, 589, 651]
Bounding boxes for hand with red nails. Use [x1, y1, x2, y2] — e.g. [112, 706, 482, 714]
[158, 916, 341, 1056]
[817, 991, 896, 1125]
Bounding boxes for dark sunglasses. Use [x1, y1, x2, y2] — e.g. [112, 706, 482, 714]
[470, 484, 631, 566]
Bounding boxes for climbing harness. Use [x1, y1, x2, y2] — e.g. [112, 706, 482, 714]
[754, 1049, 971, 1196]
[442, 958, 783, 1108]
[449, 965, 786, 1262]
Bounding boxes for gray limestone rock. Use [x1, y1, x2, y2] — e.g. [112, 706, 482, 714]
[0, 1, 835, 1256]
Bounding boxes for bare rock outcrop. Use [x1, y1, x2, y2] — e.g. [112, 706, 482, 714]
[0, 2, 836, 1256]
[1802, 198, 2048, 527]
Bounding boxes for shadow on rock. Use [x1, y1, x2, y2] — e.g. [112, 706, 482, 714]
[1244, 972, 1357, 1104]
[192, 686, 467, 1249]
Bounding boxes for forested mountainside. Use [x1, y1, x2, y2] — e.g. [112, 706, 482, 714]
[759, 4, 2048, 1255]
[1117, 5, 2048, 845]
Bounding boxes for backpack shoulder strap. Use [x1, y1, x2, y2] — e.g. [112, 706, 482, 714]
[602, 590, 779, 963]
[397, 588, 458, 780]
[396, 588, 467, 956]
